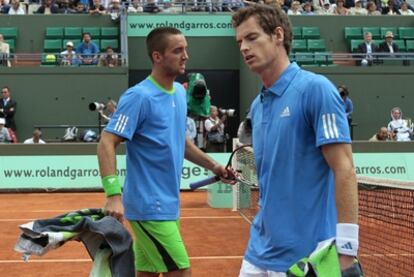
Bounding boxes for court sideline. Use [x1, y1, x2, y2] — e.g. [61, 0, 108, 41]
[0, 191, 250, 276]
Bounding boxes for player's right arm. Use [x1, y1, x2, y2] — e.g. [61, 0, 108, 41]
[97, 131, 124, 222]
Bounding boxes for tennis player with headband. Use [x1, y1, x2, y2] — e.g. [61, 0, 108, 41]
[232, 5, 362, 276]
[97, 27, 234, 277]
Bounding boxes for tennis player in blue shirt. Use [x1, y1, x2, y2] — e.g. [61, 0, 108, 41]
[233, 5, 362, 276]
[97, 27, 234, 277]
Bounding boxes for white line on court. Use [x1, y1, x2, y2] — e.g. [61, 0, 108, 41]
[0, 256, 244, 264]
[0, 216, 243, 222]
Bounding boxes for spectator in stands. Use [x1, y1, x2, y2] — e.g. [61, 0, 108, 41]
[338, 84, 353, 127]
[89, 0, 106, 14]
[98, 46, 120, 67]
[381, 0, 400, 14]
[369, 127, 394, 141]
[0, 0, 10, 13]
[302, 1, 315, 15]
[0, 34, 11, 67]
[0, 118, 11, 143]
[107, 0, 121, 20]
[76, 32, 99, 65]
[366, 0, 381, 14]
[222, 0, 244, 12]
[387, 107, 412, 141]
[57, 0, 76, 13]
[349, 0, 368, 15]
[143, 0, 160, 13]
[379, 31, 399, 56]
[317, 0, 334, 14]
[0, 86, 17, 131]
[60, 41, 79, 66]
[357, 32, 379, 66]
[35, 0, 60, 13]
[287, 1, 302, 14]
[127, 0, 143, 12]
[74, 2, 88, 13]
[333, 0, 349, 14]
[8, 0, 25, 14]
[399, 1, 414, 14]
[24, 128, 46, 144]
[205, 105, 226, 153]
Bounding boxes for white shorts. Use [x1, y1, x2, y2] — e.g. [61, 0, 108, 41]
[239, 259, 287, 277]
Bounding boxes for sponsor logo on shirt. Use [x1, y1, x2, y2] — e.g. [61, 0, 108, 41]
[280, 106, 290, 117]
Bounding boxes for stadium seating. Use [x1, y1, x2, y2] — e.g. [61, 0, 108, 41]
[344, 27, 362, 41]
[82, 27, 101, 39]
[307, 39, 326, 52]
[314, 52, 334, 66]
[394, 40, 406, 52]
[101, 27, 119, 39]
[302, 27, 320, 39]
[5, 39, 15, 53]
[406, 40, 414, 52]
[293, 26, 302, 39]
[64, 27, 82, 39]
[0, 27, 17, 40]
[292, 39, 307, 52]
[45, 27, 64, 39]
[350, 40, 363, 53]
[293, 52, 315, 65]
[100, 39, 119, 51]
[43, 39, 62, 53]
[362, 27, 381, 39]
[398, 27, 414, 40]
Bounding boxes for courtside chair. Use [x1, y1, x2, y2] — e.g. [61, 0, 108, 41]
[393, 40, 406, 52]
[398, 27, 414, 40]
[45, 27, 64, 39]
[292, 39, 307, 52]
[350, 39, 363, 53]
[0, 27, 17, 39]
[302, 27, 320, 39]
[344, 27, 362, 41]
[294, 52, 315, 65]
[82, 27, 101, 39]
[406, 40, 414, 52]
[314, 52, 333, 66]
[100, 27, 119, 39]
[380, 27, 399, 39]
[43, 39, 62, 53]
[362, 27, 381, 39]
[307, 39, 326, 52]
[100, 39, 119, 51]
[293, 26, 302, 39]
[64, 27, 82, 39]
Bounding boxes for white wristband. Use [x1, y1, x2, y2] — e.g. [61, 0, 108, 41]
[336, 223, 359, 256]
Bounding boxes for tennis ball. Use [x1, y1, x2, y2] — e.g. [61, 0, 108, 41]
[46, 54, 56, 63]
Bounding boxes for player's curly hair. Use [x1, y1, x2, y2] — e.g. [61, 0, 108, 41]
[231, 4, 292, 55]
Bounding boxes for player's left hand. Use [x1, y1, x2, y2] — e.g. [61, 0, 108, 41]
[212, 164, 237, 184]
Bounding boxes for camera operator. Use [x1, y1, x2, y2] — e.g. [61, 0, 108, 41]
[205, 105, 226, 153]
[98, 99, 117, 122]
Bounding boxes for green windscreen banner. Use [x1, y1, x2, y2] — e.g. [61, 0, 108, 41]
[127, 15, 234, 37]
[0, 153, 412, 190]
[0, 153, 229, 190]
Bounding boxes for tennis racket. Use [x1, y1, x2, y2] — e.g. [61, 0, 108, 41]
[189, 144, 258, 190]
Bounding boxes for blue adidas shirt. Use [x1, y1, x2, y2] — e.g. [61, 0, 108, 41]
[245, 63, 351, 272]
[105, 76, 187, 221]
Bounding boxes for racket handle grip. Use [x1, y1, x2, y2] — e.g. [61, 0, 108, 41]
[189, 176, 221, 190]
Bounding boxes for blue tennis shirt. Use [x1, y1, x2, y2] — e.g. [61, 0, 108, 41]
[245, 63, 351, 272]
[105, 76, 187, 221]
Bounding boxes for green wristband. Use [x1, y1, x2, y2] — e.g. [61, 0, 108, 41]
[102, 175, 122, 197]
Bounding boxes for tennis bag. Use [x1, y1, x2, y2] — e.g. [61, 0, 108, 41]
[287, 238, 364, 277]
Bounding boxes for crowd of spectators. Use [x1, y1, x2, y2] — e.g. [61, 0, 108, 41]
[0, 0, 413, 15]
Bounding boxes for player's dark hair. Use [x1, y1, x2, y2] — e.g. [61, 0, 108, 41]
[338, 84, 349, 96]
[146, 27, 182, 63]
[231, 4, 292, 55]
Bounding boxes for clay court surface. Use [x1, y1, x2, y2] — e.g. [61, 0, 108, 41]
[0, 191, 250, 277]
